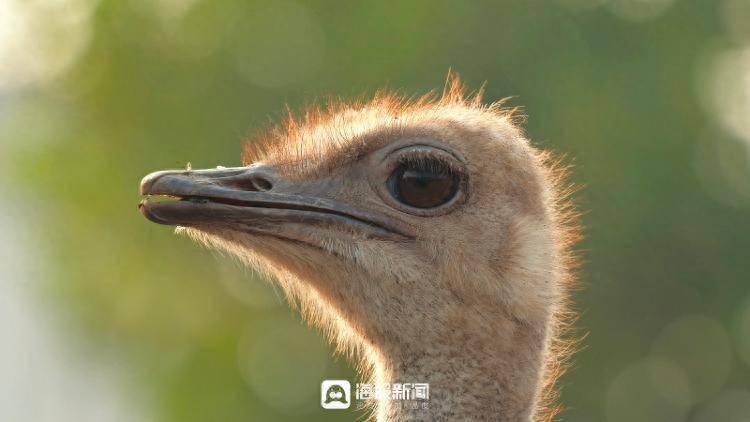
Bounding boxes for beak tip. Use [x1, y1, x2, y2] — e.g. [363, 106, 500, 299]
[138, 200, 169, 225]
[139, 172, 162, 195]
[140, 169, 185, 195]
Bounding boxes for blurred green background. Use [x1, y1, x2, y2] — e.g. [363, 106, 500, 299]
[1, 0, 749, 421]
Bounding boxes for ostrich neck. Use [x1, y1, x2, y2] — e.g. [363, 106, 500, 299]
[370, 306, 550, 422]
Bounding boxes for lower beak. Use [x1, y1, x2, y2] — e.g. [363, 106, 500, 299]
[138, 166, 412, 240]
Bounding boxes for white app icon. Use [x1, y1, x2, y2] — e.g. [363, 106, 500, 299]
[321, 380, 351, 409]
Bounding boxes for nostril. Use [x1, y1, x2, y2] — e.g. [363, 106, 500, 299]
[223, 175, 273, 192]
[250, 176, 273, 191]
[219, 169, 276, 191]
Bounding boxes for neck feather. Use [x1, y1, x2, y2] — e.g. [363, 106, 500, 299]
[364, 304, 551, 421]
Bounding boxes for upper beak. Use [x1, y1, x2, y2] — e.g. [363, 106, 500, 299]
[138, 166, 413, 240]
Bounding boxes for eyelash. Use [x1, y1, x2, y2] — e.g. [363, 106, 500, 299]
[393, 151, 462, 176]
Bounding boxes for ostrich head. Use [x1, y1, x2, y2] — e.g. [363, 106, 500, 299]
[139, 75, 579, 421]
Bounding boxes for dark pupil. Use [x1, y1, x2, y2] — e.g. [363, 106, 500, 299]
[392, 163, 458, 209]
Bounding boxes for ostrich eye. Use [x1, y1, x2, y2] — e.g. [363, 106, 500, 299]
[387, 159, 459, 209]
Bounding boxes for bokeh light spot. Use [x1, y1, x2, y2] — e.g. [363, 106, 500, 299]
[238, 317, 329, 414]
[0, 0, 97, 92]
[651, 315, 732, 404]
[605, 357, 691, 422]
[700, 47, 750, 146]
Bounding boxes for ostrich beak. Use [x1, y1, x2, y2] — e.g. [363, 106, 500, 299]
[138, 166, 412, 240]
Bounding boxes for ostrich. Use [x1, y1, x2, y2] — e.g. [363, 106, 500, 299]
[138, 75, 580, 421]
